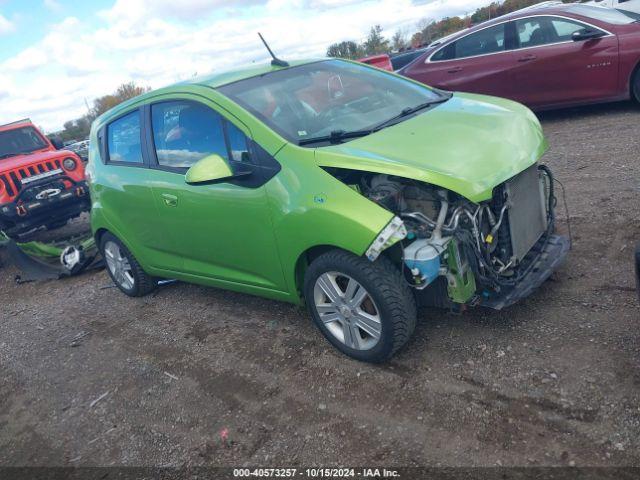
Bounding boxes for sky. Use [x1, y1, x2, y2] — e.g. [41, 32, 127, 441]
[0, 0, 491, 133]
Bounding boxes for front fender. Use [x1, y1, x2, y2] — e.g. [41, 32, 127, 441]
[266, 144, 393, 300]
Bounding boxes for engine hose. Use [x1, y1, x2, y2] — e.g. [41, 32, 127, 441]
[538, 164, 556, 225]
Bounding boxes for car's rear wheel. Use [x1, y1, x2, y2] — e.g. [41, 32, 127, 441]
[633, 69, 640, 103]
[303, 249, 416, 363]
[100, 232, 157, 297]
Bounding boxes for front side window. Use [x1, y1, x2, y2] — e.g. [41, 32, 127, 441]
[516, 17, 555, 48]
[107, 111, 143, 164]
[516, 16, 598, 48]
[551, 18, 591, 41]
[0, 126, 48, 160]
[218, 60, 445, 145]
[151, 101, 228, 168]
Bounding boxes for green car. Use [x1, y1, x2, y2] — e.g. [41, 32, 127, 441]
[87, 59, 569, 363]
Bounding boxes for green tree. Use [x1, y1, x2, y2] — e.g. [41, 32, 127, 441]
[391, 29, 409, 52]
[89, 82, 150, 120]
[57, 81, 150, 141]
[362, 25, 389, 55]
[326, 40, 363, 59]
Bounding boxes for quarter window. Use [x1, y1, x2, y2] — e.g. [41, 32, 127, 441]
[151, 101, 228, 169]
[107, 110, 143, 164]
[227, 122, 253, 165]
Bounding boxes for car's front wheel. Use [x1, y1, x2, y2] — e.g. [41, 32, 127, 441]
[304, 249, 417, 363]
[100, 232, 157, 297]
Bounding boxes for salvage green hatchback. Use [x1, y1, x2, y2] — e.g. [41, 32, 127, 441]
[88, 58, 569, 363]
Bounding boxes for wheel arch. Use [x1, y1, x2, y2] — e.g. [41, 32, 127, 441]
[292, 242, 405, 303]
[94, 227, 109, 247]
[293, 244, 359, 302]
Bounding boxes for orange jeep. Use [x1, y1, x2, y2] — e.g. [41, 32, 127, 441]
[0, 119, 89, 236]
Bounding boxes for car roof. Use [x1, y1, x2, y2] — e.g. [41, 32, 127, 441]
[0, 119, 34, 133]
[98, 58, 325, 124]
[427, 2, 609, 47]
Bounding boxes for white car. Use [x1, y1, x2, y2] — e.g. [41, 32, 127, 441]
[585, 0, 640, 14]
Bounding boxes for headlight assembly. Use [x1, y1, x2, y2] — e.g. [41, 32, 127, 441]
[63, 157, 77, 171]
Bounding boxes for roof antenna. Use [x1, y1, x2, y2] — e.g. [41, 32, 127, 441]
[258, 32, 289, 67]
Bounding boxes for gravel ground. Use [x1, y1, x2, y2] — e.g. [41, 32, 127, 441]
[0, 101, 639, 468]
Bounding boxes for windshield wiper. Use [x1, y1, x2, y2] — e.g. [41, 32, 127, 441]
[298, 128, 374, 146]
[297, 94, 452, 147]
[372, 96, 451, 132]
[0, 153, 17, 160]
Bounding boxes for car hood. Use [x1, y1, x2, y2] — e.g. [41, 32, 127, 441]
[314, 92, 547, 203]
[0, 149, 72, 173]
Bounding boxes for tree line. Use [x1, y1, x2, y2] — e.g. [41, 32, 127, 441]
[326, 0, 571, 59]
[56, 82, 150, 142]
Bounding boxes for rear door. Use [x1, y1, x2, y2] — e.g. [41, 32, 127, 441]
[508, 15, 619, 107]
[97, 108, 185, 270]
[407, 23, 517, 97]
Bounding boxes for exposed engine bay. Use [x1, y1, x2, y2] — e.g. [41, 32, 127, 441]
[329, 164, 561, 309]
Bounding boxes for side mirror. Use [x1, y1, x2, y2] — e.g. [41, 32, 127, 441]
[49, 136, 64, 150]
[572, 29, 605, 42]
[185, 154, 251, 185]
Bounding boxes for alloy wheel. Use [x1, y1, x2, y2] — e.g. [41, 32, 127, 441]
[104, 240, 135, 290]
[313, 272, 382, 351]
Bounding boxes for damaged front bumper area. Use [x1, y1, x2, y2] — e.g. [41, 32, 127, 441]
[361, 164, 570, 312]
[365, 216, 407, 262]
[479, 233, 569, 310]
[0, 179, 90, 235]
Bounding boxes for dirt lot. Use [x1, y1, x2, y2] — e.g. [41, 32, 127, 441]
[1, 102, 639, 468]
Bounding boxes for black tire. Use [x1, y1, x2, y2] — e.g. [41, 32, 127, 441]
[303, 249, 417, 363]
[633, 69, 640, 103]
[99, 232, 157, 297]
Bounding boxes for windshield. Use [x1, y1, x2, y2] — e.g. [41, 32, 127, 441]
[617, 8, 640, 21]
[0, 126, 49, 159]
[218, 60, 446, 145]
[569, 5, 638, 24]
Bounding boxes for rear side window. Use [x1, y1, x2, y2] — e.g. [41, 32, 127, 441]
[151, 101, 227, 169]
[431, 43, 455, 61]
[432, 24, 506, 61]
[107, 110, 143, 164]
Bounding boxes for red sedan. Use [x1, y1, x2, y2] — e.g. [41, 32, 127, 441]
[398, 3, 640, 110]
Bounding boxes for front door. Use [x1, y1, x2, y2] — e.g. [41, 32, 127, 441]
[143, 97, 286, 292]
[509, 16, 619, 107]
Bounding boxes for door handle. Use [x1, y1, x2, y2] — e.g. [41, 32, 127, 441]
[161, 193, 178, 207]
[518, 54, 537, 62]
[447, 66, 463, 73]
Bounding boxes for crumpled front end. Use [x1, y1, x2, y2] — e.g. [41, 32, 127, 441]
[354, 162, 569, 310]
